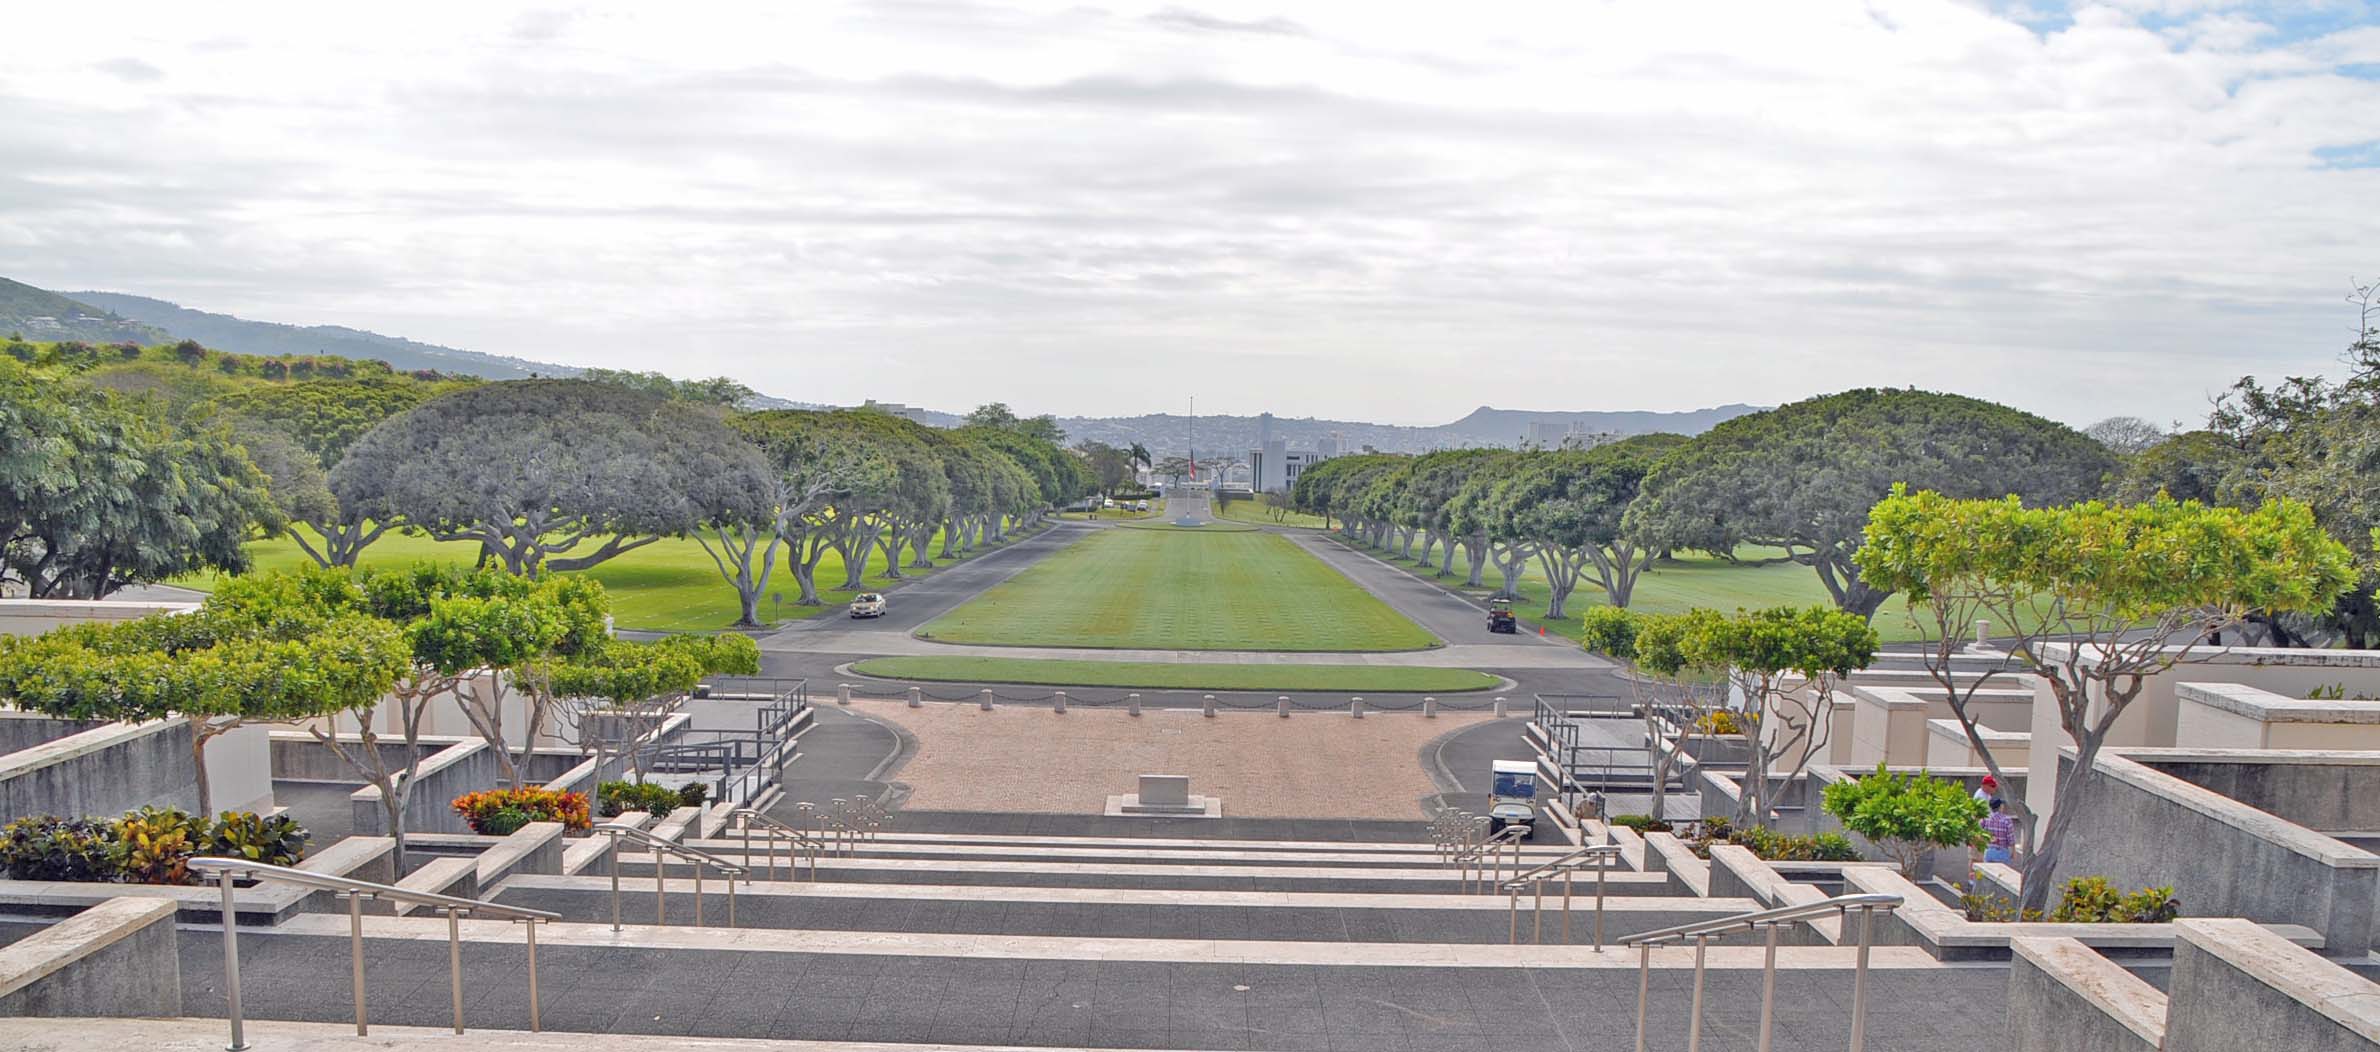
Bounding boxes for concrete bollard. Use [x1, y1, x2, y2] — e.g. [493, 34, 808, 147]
[1278, 696, 1291, 718]
[1351, 697, 1365, 719]
[1493, 696, 1507, 718]
[837, 683, 852, 706]
[907, 686, 922, 708]
[979, 689, 994, 711]
[1203, 695, 1217, 717]
[1423, 696, 1438, 718]
[1053, 690, 1068, 714]
[1127, 693, 1141, 716]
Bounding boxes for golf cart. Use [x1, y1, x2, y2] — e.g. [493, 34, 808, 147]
[1487, 597, 1517, 634]
[1488, 760, 1538, 839]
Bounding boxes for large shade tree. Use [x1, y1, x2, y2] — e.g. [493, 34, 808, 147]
[0, 365, 281, 598]
[1857, 488, 2356, 912]
[338, 380, 765, 574]
[1626, 389, 2114, 619]
[220, 377, 447, 567]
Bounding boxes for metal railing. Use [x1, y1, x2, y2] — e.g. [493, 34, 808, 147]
[734, 807, 825, 881]
[1618, 892, 1903, 1052]
[1498, 844, 1623, 948]
[600, 824, 747, 930]
[648, 677, 809, 805]
[1451, 824, 1528, 893]
[191, 857, 560, 1049]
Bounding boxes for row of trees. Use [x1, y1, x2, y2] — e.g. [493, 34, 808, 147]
[3, 344, 1095, 626]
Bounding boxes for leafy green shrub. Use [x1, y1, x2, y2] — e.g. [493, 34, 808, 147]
[2048, 876, 2181, 923]
[596, 780, 684, 817]
[452, 788, 591, 833]
[676, 783, 711, 809]
[1688, 823, 1864, 862]
[115, 809, 198, 885]
[0, 816, 121, 882]
[478, 807, 533, 837]
[204, 811, 308, 867]
[1608, 814, 1672, 833]
[1577, 607, 1639, 659]
[1820, 766, 1986, 876]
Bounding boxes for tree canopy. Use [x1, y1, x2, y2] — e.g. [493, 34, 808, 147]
[1626, 388, 2114, 618]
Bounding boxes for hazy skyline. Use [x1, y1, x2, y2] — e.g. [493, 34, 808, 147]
[7, 1, 2380, 427]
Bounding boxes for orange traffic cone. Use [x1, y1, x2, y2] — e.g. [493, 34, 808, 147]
[1537, 625, 1546, 637]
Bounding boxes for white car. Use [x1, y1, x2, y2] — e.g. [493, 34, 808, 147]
[848, 593, 887, 619]
[1133, 500, 1149, 512]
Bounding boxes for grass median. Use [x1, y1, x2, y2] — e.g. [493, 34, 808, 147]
[919, 527, 1438, 651]
[851, 656, 1498, 692]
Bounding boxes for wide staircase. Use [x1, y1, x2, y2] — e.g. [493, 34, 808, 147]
[40, 800, 2034, 1052]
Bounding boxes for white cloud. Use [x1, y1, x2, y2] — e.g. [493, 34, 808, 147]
[2, 0, 2378, 427]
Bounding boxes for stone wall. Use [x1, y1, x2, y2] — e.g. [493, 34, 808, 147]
[2052, 750, 2379, 957]
[0, 898, 180, 1018]
[0, 720, 196, 821]
[2165, 918, 2380, 1052]
[351, 738, 504, 836]
[0, 713, 105, 757]
[2004, 937, 2163, 1052]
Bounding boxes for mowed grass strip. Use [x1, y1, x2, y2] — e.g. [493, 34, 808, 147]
[852, 656, 1496, 693]
[920, 528, 1439, 651]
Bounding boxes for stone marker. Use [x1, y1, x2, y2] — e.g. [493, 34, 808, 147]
[1107, 773, 1220, 818]
[838, 683, 853, 706]
[1127, 693, 1142, 716]
[1278, 696, 1290, 718]
[1139, 775, 1190, 807]
[1203, 694, 1216, 717]
[1493, 696, 1507, 718]
[907, 687, 921, 708]
[979, 689, 994, 711]
[1351, 697, 1365, 719]
[1423, 696, 1438, 718]
[1053, 690, 1068, 713]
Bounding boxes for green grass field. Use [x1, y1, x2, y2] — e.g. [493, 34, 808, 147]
[177, 525, 1038, 633]
[919, 528, 1439, 651]
[1333, 537, 1953, 644]
[851, 656, 1496, 692]
[1212, 499, 1328, 528]
[1053, 498, 1167, 522]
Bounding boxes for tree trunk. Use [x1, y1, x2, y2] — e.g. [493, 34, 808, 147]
[909, 527, 933, 568]
[188, 717, 216, 816]
[1464, 536, 1488, 587]
[2018, 736, 2104, 914]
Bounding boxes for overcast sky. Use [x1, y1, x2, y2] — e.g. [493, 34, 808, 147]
[7, 2, 2380, 427]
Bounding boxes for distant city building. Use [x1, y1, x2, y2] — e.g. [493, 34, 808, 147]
[1249, 411, 1336, 492]
[859, 400, 933, 424]
[1524, 421, 1619, 450]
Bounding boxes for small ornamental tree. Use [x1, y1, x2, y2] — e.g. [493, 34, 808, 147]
[1856, 488, 2356, 912]
[1634, 605, 1879, 826]
[1820, 765, 1987, 877]
[1581, 606, 1724, 822]
[0, 571, 410, 814]
[530, 632, 760, 783]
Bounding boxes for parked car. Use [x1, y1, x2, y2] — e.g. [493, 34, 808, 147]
[1134, 500, 1150, 512]
[849, 593, 887, 619]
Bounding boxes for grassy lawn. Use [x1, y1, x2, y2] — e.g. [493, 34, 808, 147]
[176, 525, 1041, 634]
[851, 656, 1497, 692]
[1212, 499, 1328, 529]
[1333, 537, 1954, 645]
[920, 528, 1439, 651]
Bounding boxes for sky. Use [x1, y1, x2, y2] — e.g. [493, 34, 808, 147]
[6, 1, 2380, 428]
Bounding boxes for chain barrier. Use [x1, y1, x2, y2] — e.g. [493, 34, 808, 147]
[921, 688, 983, 702]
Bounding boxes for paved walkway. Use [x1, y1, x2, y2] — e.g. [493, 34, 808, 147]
[170, 924, 2008, 1052]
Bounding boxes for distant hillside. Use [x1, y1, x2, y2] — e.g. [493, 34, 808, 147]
[1055, 404, 1763, 458]
[65, 290, 578, 381]
[0, 278, 167, 345]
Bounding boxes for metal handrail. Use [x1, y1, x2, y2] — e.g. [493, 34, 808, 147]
[1497, 844, 1623, 949]
[1619, 892, 1903, 1052]
[1451, 824, 1527, 893]
[734, 807, 824, 882]
[190, 857, 559, 1049]
[1618, 891, 1900, 947]
[600, 823, 746, 931]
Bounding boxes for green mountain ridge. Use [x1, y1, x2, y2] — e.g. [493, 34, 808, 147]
[0, 277, 168, 345]
[65, 289, 578, 380]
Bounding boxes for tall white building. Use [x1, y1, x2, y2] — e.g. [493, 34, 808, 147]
[1249, 412, 1336, 492]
